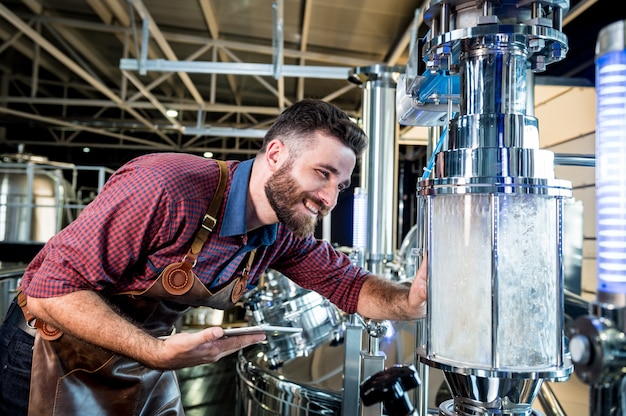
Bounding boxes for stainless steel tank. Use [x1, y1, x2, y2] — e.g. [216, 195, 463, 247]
[0, 153, 76, 243]
[236, 323, 436, 416]
[398, 1, 574, 414]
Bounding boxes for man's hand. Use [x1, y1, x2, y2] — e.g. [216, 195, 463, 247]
[409, 254, 428, 318]
[157, 328, 266, 369]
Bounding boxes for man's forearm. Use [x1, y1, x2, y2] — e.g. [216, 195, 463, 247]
[356, 276, 424, 320]
[25, 290, 165, 367]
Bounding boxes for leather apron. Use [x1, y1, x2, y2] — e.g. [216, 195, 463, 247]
[24, 160, 255, 416]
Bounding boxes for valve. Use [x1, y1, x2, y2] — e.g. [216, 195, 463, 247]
[360, 364, 421, 416]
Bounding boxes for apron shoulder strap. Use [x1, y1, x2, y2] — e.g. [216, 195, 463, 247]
[118, 160, 231, 298]
[189, 159, 229, 257]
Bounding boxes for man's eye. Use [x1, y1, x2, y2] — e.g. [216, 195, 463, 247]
[317, 169, 329, 178]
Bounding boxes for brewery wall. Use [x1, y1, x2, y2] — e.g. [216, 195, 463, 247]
[536, 83, 597, 301]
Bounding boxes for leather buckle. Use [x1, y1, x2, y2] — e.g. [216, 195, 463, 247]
[201, 214, 217, 232]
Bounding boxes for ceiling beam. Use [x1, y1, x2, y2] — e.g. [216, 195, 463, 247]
[19, 0, 42, 15]
[122, 71, 182, 139]
[198, 0, 241, 108]
[274, 0, 285, 110]
[297, 0, 313, 101]
[120, 58, 353, 79]
[0, 106, 172, 148]
[97, 0, 176, 96]
[42, 21, 118, 86]
[8, 13, 377, 68]
[2, 95, 283, 115]
[0, 22, 70, 82]
[130, 0, 204, 105]
[218, 46, 293, 107]
[162, 31, 376, 68]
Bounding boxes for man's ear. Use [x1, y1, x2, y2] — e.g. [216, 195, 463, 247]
[265, 139, 286, 172]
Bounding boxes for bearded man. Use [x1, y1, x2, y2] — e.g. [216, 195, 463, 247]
[0, 99, 427, 416]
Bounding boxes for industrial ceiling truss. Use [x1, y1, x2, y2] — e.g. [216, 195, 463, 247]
[0, 0, 618, 165]
[0, 0, 423, 161]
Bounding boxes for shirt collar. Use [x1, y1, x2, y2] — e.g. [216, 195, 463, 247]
[220, 159, 278, 245]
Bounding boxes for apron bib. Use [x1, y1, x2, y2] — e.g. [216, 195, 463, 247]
[27, 272, 246, 416]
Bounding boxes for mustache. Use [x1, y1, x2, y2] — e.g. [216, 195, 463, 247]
[302, 193, 329, 217]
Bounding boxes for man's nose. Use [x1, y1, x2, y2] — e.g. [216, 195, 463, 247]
[317, 185, 338, 211]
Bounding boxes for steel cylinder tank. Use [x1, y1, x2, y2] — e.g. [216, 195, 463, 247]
[399, 0, 574, 415]
[0, 153, 76, 243]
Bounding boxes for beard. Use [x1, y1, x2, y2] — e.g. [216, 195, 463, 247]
[265, 162, 328, 239]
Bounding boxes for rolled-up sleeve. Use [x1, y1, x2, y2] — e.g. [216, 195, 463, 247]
[268, 230, 371, 314]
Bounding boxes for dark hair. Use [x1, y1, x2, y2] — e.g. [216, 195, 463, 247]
[259, 99, 368, 157]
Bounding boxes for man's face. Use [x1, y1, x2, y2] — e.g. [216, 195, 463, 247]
[265, 133, 356, 238]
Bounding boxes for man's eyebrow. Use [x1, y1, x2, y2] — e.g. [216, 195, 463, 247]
[319, 163, 351, 188]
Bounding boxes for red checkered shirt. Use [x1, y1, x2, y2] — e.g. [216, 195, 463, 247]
[20, 153, 369, 314]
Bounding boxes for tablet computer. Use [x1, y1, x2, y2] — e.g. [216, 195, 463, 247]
[222, 325, 303, 336]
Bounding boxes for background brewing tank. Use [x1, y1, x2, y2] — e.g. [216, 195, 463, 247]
[0, 154, 76, 243]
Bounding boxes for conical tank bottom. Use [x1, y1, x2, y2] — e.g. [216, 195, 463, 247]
[440, 371, 543, 416]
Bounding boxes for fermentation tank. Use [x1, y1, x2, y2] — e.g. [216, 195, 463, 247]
[0, 151, 113, 318]
[397, 1, 573, 414]
[0, 153, 76, 243]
